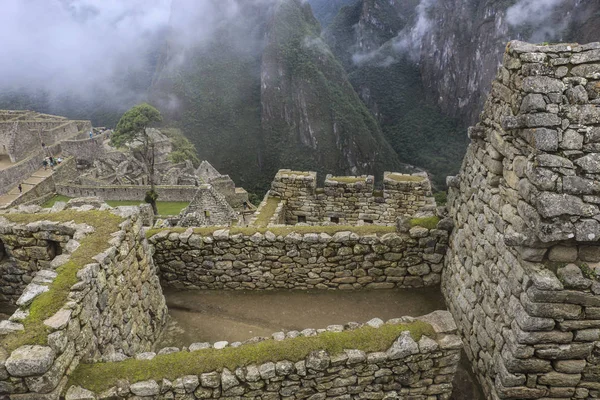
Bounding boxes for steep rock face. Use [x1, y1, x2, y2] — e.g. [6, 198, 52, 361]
[420, 0, 600, 124]
[306, 0, 355, 27]
[261, 0, 403, 180]
[152, 0, 403, 192]
[324, 0, 467, 187]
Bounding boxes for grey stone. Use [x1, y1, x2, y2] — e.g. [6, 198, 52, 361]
[523, 76, 564, 93]
[536, 192, 598, 218]
[213, 341, 228, 349]
[16, 283, 50, 307]
[0, 320, 24, 335]
[221, 368, 239, 391]
[189, 342, 211, 352]
[5, 345, 55, 377]
[520, 93, 546, 113]
[522, 128, 558, 151]
[200, 372, 220, 388]
[65, 386, 97, 400]
[306, 350, 330, 371]
[135, 352, 156, 360]
[130, 380, 160, 396]
[386, 331, 419, 360]
[557, 264, 592, 290]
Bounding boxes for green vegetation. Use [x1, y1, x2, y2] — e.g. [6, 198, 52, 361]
[69, 321, 434, 393]
[147, 224, 397, 239]
[161, 128, 200, 167]
[105, 201, 189, 216]
[410, 216, 440, 230]
[434, 191, 447, 206]
[252, 197, 281, 228]
[41, 196, 189, 216]
[1, 211, 122, 351]
[329, 176, 365, 184]
[386, 174, 424, 183]
[41, 195, 72, 208]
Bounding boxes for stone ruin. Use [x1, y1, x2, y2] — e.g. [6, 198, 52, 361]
[0, 40, 599, 400]
[444, 41, 600, 399]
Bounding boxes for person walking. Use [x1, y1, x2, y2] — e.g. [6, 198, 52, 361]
[42, 158, 48, 170]
[18, 184, 22, 194]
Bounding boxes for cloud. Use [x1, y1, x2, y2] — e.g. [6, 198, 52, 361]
[506, 0, 567, 42]
[0, 0, 278, 114]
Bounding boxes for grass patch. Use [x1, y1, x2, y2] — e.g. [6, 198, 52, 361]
[41, 196, 189, 216]
[409, 216, 440, 230]
[328, 176, 366, 184]
[69, 321, 433, 393]
[41, 195, 72, 208]
[106, 201, 189, 216]
[147, 224, 397, 239]
[280, 171, 311, 176]
[387, 174, 425, 183]
[252, 197, 281, 228]
[1, 211, 123, 351]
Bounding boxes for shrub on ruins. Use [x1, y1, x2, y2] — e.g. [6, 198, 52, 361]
[161, 128, 200, 167]
[112, 103, 163, 214]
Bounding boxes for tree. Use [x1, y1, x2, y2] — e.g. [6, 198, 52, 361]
[112, 103, 163, 214]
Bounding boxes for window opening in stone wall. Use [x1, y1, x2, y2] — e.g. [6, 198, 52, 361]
[363, 219, 374, 224]
[330, 217, 340, 224]
[47, 240, 63, 260]
[0, 240, 6, 263]
[298, 215, 306, 223]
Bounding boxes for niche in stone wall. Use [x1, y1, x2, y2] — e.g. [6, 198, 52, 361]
[47, 240, 63, 260]
[330, 217, 340, 224]
[0, 240, 6, 263]
[298, 216, 307, 223]
[363, 219, 374, 224]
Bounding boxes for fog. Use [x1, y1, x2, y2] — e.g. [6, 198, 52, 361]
[0, 0, 276, 116]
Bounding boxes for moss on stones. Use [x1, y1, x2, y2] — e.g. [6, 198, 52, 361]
[409, 216, 440, 230]
[68, 321, 434, 393]
[1, 211, 123, 351]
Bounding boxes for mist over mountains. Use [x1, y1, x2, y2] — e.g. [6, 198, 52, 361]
[0, 0, 598, 193]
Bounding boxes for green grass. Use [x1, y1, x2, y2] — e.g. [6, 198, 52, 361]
[328, 176, 366, 184]
[68, 321, 433, 393]
[252, 197, 281, 228]
[105, 201, 189, 216]
[387, 174, 425, 183]
[41, 195, 72, 208]
[410, 216, 440, 230]
[147, 224, 397, 239]
[41, 196, 189, 216]
[1, 211, 123, 351]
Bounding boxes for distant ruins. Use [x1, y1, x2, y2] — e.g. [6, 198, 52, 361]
[0, 39, 600, 400]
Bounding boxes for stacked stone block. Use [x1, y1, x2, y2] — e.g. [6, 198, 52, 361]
[65, 311, 462, 400]
[443, 40, 600, 399]
[0, 218, 75, 303]
[150, 223, 451, 290]
[0, 207, 168, 398]
[269, 169, 435, 226]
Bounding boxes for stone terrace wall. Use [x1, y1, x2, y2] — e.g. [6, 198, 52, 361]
[56, 184, 198, 202]
[0, 208, 168, 398]
[443, 40, 600, 399]
[66, 311, 462, 400]
[0, 143, 61, 196]
[61, 132, 108, 163]
[150, 223, 451, 290]
[270, 170, 435, 226]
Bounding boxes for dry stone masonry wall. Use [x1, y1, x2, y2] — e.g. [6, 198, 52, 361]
[269, 170, 436, 226]
[0, 207, 168, 399]
[151, 223, 450, 290]
[66, 311, 463, 400]
[443, 40, 600, 399]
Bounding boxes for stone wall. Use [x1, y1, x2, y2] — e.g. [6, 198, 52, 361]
[0, 143, 61, 196]
[66, 311, 462, 400]
[0, 216, 75, 303]
[0, 208, 168, 398]
[150, 223, 450, 290]
[270, 170, 436, 226]
[55, 184, 198, 203]
[443, 40, 600, 399]
[6, 158, 78, 209]
[61, 132, 108, 163]
[178, 185, 238, 227]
